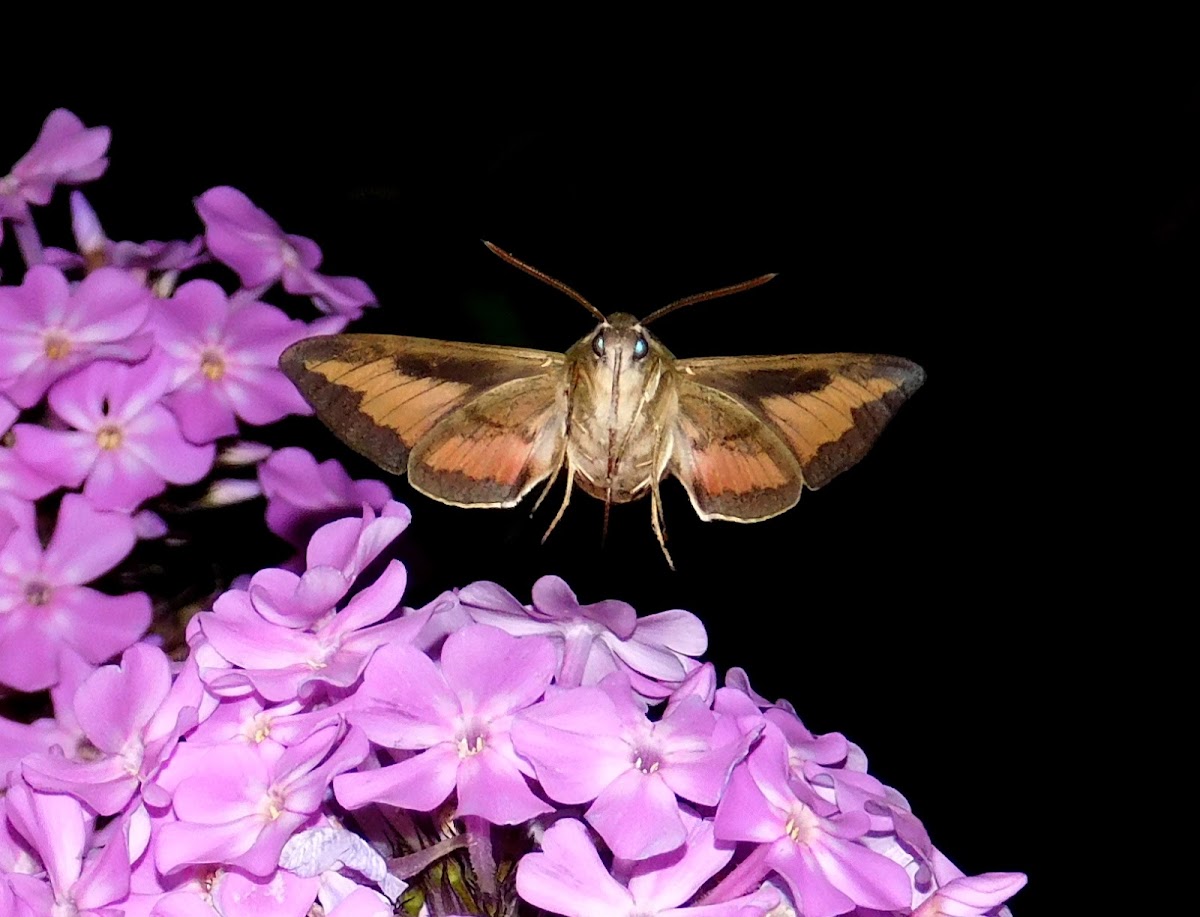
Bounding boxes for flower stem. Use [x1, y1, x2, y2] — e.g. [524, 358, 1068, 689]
[463, 814, 498, 898]
[698, 842, 771, 905]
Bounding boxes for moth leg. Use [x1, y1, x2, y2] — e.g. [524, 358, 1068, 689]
[531, 447, 566, 516]
[542, 458, 576, 544]
[650, 477, 674, 570]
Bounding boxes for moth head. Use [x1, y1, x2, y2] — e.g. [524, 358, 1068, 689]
[591, 313, 662, 368]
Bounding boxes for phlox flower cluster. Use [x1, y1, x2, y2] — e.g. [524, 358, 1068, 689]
[0, 110, 1025, 916]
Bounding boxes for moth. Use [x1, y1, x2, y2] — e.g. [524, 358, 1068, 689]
[281, 243, 925, 567]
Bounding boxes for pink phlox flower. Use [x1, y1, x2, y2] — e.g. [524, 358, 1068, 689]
[198, 501, 417, 703]
[3, 779, 132, 916]
[296, 495, 409, 588]
[0, 110, 109, 239]
[0, 493, 151, 691]
[912, 869, 1027, 916]
[516, 816, 779, 917]
[140, 870, 320, 917]
[13, 354, 216, 511]
[334, 624, 556, 825]
[195, 186, 375, 320]
[184, 693, 352, 756]
[512, 671, 748, 860]
[713, 731, 913, 917]
[732, 695, 927, 851]
[153, 279, 313, 443]
[156, 720, 369, 878]
[199, 559, 421, 704]
[43, 191, 206, 276]
[460, 575, 707, 699]
[258, 447, 392, 549]
[0, 264, 152, 407]
[717, 674, 868, 816]
[122, 838, 320, 917]
[22, 643, 199, 815]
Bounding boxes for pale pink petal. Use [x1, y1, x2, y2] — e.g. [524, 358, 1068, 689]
[441, 626, 556, 721]
[333, 744, 459, 811]
[586, 769, 685, 860]
[124, 407, 215, 482]
[82, 449, 167, 511]
[456, 747, 553, 824]
[42, 495, 136, 584]
[74, 643, 170, 753]
[515, 819, 634, 917]
[54, 588, 152, 664]
[11, 424, 95, 487]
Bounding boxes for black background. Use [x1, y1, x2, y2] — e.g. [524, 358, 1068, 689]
[6, 48, 1156, 915]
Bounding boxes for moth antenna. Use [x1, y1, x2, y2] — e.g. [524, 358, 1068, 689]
[483, 241, 607, 322]
[640, 273, 778, 326]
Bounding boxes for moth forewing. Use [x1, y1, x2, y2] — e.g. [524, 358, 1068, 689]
[279, 333, 566, 487]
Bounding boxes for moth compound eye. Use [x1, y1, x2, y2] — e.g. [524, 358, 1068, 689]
[633, 335, 649, 360]
[592, 332, 606, 358]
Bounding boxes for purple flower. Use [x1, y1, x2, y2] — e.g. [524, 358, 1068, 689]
[3, 779, 131, 915]
[335, 624, 556, 825]
[153, 279, 313, 443]
[516, 817, 778, 917]
[912, 870, 1027, 917]
[195, 186, 375, 320]
[129, 866, 320, 917]
[512, 673, 748, 860]
[460, 575, 707, 699]
[0, 494, 150, 691]
[0, 110, 110, 242]
[197, 500, 414, 702]
[258, 447, 392, 548]
[0, 265, 152, 407]
[13, 355, 215, 511]
[156, 721, 368, 877]
[713, 731, 912, 917]
[45, 191, 206, 275]
[22, 642, 200, 815]
[200, 558, 421, 704]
